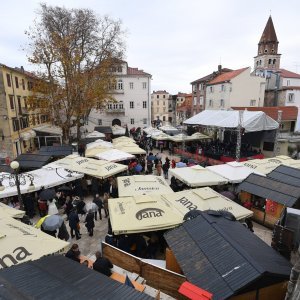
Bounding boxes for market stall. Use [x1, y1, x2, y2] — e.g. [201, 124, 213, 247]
[93, 149, 135, 162]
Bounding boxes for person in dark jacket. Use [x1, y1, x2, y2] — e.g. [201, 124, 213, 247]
[65, 243, 81, 263]
[93, 194, 103, 220]
[85, 210, 95, 237]
[162, 162, 169, 179]
[58, 222, 70, 241]
[93, 251, 113, 277]
[64, 196, 73, 220]
[68, 208, 81, 240]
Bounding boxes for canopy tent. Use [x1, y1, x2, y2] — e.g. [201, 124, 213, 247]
[93, 149, 135, 162]
[85, 146, 113, 158]
[151, 133, 171, 141]
[159, 125, 180, 135]
[163, 187, 253, 220]
[85, 131, 105, 139]
[111, 125, 126, 136]
[114, 144, 146, 155]
[169, 132, 211, 143]
[0, 202, 25, 218]
[190, 132, 213, 140]
[0, 167, 83, 199]
[117, 175, 173, 197]
[0, 215, 68, 269]
[207, 161, 265, 183]
[48, 155, 127, 179]
[86, 139, 113, 150]
[108, 194, 183, 234]
[112, 136, 136, 145]
[15, 154, 53, 170]
[266, 155, 300, 169]
[33, 125, 63, 136]
[169, 165, 228, 187]
[143, 127, 161, 135]
[184, 110, 279, 132]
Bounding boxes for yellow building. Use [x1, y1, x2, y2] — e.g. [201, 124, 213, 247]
[0, 64, 49, 161]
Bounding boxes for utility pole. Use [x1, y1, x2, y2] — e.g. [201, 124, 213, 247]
[273, 110, 282, 157]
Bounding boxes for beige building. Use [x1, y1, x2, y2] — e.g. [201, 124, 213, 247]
[151, 90, 172, 125]
[0, 64, 49, 161]
[205, 67, 266, 110]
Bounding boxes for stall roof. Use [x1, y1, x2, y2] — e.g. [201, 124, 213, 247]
[184, 110, 279, 132]
[33, 125, 62, 136]
[0, 255, 152, 300]
[268, 165, 300, 186]
[237, 173, 300, 207]
[94, 126, 113, 134]
[164, 212, 292, 300]
[207, 161, 265, 183]
[169, 165, 228, 187]
[15, 154, 53, 170]
[94, 149, 135, 162]
[39, 145, 73, 157]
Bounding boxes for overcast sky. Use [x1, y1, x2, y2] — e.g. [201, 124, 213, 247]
[1, 0, 300, 94]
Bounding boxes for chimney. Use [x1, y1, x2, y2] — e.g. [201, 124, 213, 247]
[218, 65, 222, 72]
[20, 66, 24, 72]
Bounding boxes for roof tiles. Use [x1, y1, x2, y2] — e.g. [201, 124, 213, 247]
[208, 68, 248, 85]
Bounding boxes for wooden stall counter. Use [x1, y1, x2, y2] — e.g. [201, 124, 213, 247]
[110, 272, 145, 292]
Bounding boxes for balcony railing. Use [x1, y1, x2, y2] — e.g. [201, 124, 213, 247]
[106, 108, 125, 113]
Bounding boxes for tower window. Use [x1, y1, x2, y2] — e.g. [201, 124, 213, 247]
[273, 59, 276, 64]
[259, 60, 262, 65]
[264, 49, 268, 53]
[271, 49, 275, 53]
[268, 59, 272, 65]
[256, 61, 259, 66]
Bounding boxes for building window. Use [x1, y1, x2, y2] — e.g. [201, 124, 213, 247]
[162, 116, 166, 121]
[36, 115, 40, 124]
[113, 103, 118, 109]
[287, 80, 290, 86]
[130, 101, 134, 109]
[259, 60, 262, 65]
[32, 115, 36, 126]
[273, 59, 276, 65]
[117, 80, 123, 90]
[192, 85, 196, 92]
[22, 79, 25, 90]
[107, 104, 112, 109]
[129, 82, 134, 89]
[27, 81, 33, 91]
[199, 96, 204, 105]
[209, 100, 213, 107]
[193, 97, 197, 106]
[157, 95, 159, 99]
[221, 84, 225, 91]
[9, 95, 14, 110]
[12, 118, 19, 131]
[268, 59, 272, 65]
[117, 66, 122, 72]
[17, 96, 22, 113]
[264, 49, 268, 53]
[24, 97, 27, 109]
[143, 101, 147, 108]
[157, 101, 159, 106]
[15, 76, 19, 88]
[98, 119, 102, 125]
[130, 118, 134, 124]
[119, 102, 124, 109]
[256, 61, 259, 66]
[143, 118, 147, 125]
[288, 93, 295, 103]
[220, 99, 224, 107]
[250, 100, 256, 106]
[163, 95, 165, 99]
[142, 82, 147, 89]
[199, 83, 203, 91]
[163, 101, 165, 106]
[209, 86, 213, 93]
[6, 74, 11, 87]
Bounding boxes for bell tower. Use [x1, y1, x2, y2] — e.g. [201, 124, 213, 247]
[254, 16, 281, 71]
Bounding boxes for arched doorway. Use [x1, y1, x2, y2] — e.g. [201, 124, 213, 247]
[112, 119, 121, 126]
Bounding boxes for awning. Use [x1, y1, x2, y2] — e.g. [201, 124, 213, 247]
[33, 125, 62, 136]
[0, 202, 25, 218]
[49, 155, 127, 179]
[163, 187, 252, 220]
[94, 149, 135, 162]
[114, 144, 146, 155]
[15, 154, 53, 170]
[39, 145, 73, 157]
[169, 165, 228, 187]
[86, 140, 113, 150]
[20, 130, 36, 141]
[117, 175, 173, 197]
[94, 126, 112, 134]
[113, 136, 136, 145]
[184, 110, 279, 132]
[111, 125, 126, 136]
[0, 215, 69, 269]
[151, 133, 171, 141]
[109, 194, 183, 234]
[207, 161, 265, 183]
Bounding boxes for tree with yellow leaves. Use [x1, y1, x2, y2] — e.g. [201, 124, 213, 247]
[26, 4, 126, 142]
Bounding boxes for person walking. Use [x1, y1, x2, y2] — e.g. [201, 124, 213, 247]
[103, 193, 109, 218]
[68, 208, 81, 240]
[93, 251, 113, 277]
[93, 194, 103, 220]
[162, 162, 169, 179]
[85, 210, 95, 237]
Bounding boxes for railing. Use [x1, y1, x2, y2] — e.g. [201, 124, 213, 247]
[106, 108, 125, 113]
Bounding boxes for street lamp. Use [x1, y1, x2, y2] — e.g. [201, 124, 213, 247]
[0, 161, 35, 210]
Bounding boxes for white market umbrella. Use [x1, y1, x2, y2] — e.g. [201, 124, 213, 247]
[85, 131, 105, 138]
[94, 149, 135, 162]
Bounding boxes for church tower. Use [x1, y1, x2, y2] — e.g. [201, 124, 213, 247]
[254, 16, 281, 71]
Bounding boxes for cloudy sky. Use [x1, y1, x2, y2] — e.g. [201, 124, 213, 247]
[1, 0, 300, 94]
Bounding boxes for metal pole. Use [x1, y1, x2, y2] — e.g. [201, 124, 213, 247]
[14, 170, 23, 210]
[273, 110, 282, 157]
[235, 110, 243, 162]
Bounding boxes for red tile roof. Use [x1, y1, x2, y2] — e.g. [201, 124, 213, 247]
[231, 106, 298, 121]
[127, 67, 151, 76]
[278, 69, 300, 79]
[191, 68, 232, 84]
[208, 67, 248, 85]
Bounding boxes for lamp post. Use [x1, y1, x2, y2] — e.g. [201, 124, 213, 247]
[0, 161, 35, 210]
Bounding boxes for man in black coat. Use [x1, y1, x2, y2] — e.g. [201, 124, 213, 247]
[93, 251, 113, 277]
[68, 208, 81, 240]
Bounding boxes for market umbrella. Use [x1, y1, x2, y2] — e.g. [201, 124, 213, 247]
[41, 215, 64, 231]
[39, 188, 56, 201]
[57, 185, 73, 193]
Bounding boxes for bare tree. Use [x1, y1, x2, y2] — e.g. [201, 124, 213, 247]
[26, 4, 126, 142]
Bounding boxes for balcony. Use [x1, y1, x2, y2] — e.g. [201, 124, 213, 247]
[106, 108, 125, 114]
